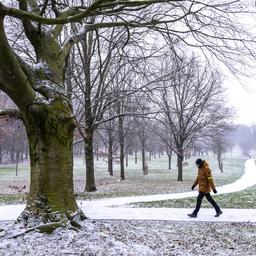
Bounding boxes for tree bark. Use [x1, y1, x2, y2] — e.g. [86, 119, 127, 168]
[177, 154, 183, 181]
[167, 146, 172, 170]
[141, 136, 148, 175]
[168, 155, 171, 170]
[0, 12, 85, 227]
[142, 147, 148, 175]
[108, 134, 113, 176]
[18, 98, 84, 225]
[84, 129, 96, 192]
[118, 115, 125, 180]
[142, 148, 145, 172]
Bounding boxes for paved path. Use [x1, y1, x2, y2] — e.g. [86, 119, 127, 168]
[81, 206, 256, 223]
[1, 203, 256, 223]
[1, 159, 256, 223]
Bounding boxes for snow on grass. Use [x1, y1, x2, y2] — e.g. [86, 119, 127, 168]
[132, 185, 256, 209]
[74, 152, 247, 199]
[0, 155, 252, 202]
[0, 220, 256, 256]
[0, 152, 248, 203]
[127, 159, 256, 209]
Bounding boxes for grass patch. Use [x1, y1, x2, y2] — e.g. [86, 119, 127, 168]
[0, 152, 249, 203]
[129, 185, 256, 209]
[74, 153, 247, 200]
[0, 194, 26, 205]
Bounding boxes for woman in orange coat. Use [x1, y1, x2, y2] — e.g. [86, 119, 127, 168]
[188, 158, 222, 218]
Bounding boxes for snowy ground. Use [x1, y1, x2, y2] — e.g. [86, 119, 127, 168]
[1, 220, 256, 256]
[0, 159, 256, 255]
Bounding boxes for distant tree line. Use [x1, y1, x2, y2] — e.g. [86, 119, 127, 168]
[0, 92, 28, 164]
[2, 84, 255, 178]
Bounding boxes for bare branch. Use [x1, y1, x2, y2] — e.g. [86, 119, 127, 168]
[0, 109, 22, 119]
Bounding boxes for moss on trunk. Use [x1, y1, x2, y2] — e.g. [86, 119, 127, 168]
[18, 98, 85, 226]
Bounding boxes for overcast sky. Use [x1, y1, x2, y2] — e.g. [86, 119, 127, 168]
[222, 9, 256, 126]
[226, 77, 256, 125]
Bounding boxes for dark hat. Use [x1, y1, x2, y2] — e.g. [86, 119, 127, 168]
[196, 158, 203, 167]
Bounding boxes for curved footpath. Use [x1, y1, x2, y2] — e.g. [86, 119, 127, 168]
[1, 159, 256, 222]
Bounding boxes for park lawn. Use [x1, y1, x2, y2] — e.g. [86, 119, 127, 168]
[0, 151, 250, 204]
[128, 185, 256, 209]
[74, 152, 247, 200]
[0, 194, 26, 205]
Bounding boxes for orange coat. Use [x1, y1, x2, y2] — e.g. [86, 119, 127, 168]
[193, 161, 216, 193]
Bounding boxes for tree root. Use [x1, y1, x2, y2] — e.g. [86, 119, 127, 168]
[9, 222, 65, 238]
[12, 207, 87, 236]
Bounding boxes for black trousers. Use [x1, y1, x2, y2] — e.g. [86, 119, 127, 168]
[193, 191, 221, 214]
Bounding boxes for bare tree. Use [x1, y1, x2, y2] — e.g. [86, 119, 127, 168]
[210, 134, 230, 173]
[153, 55, 234, 181]
[135, 117, 151, 175]
[98, 116, 119, 176]
[70, 25, 132, 191]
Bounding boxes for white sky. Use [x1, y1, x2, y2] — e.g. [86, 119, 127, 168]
[227, 8, 256, 126]
[225, 77, 256, 125]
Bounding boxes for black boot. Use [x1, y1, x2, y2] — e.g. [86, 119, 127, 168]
[188, 213, 197, 218]
[214, 210, 223, 217]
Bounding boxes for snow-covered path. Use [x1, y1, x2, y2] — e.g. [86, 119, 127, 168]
[1, 159, 256, 222]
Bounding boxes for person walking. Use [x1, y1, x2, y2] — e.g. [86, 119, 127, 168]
[188, 158, 223, 218]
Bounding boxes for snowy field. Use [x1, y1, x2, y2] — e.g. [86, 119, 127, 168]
[0, 152, 256, 255]
[0, 152, 247, 202]
[0, 220, 256, 256]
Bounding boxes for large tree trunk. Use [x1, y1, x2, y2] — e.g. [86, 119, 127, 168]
[84, 129, 96, 192]
[0, 11, 86, 227]
[18, 99, 84, 225]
